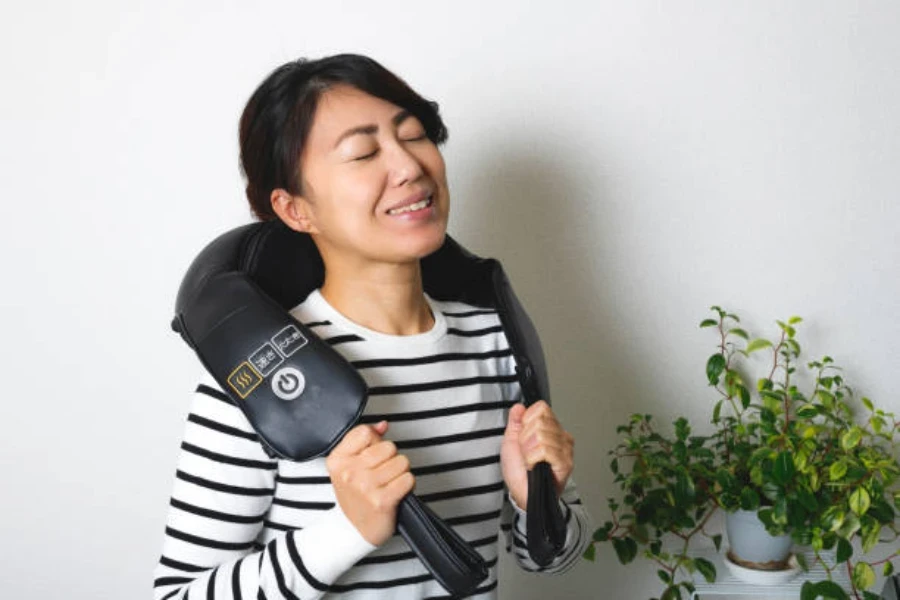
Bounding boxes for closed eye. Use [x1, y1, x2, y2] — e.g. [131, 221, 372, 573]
[353, 149, 379, 161]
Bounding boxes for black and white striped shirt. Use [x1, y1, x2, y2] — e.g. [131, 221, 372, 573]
[154, 290, 591, 599]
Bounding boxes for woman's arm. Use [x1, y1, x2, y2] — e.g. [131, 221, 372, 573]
[500, 477, 592, 574]
[152, 378, 376, 600]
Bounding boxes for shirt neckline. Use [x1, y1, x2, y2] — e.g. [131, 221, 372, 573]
[305, 289, 448, 347]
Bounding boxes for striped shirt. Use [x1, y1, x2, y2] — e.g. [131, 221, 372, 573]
[154, 290, 591, 599]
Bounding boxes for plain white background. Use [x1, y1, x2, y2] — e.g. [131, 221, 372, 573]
[1, 1, 898, 598]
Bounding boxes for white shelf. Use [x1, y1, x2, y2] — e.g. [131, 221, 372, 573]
[688, 549, 852, 598]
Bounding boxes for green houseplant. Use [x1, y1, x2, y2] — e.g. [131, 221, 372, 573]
[585, 307, 900, 600]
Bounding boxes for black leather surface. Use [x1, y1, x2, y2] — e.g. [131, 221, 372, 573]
[172, 220, 566, 592]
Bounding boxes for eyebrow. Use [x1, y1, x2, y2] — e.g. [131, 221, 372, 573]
[332, 109, 414, 149]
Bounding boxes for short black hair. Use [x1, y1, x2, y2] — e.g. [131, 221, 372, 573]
[238, 53, 449, 220]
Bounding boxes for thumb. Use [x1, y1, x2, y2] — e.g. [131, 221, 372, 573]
[504, 403, 526, 438]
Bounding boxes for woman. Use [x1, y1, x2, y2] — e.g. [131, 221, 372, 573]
[154, 53, 591, 599]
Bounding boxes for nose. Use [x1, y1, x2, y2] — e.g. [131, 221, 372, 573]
[387, 141, 425, 187]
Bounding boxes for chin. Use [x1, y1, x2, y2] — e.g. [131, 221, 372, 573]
[396, 227, 447, 261]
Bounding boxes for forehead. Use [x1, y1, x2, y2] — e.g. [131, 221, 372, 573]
[309, 85, 406, 143]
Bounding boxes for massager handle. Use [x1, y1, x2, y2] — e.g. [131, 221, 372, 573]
[492, 268, 568, 567]
[396, 494, 488, 597]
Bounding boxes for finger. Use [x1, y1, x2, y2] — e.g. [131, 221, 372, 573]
[332, 423, 382, 457]
[358, 440, 398, 468]
[372, 453, 412, 486]
[521, 400, 554, 427]
[503, 403, 527, 440]
[381, 471, 416, 503]
[520, 420, 569, 450]
[521, 434, 571, 461]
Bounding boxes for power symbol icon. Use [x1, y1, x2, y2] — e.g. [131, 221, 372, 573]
[271, 367, 305, 401]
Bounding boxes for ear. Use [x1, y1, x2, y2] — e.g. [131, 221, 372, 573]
[270, 188, 319, 234]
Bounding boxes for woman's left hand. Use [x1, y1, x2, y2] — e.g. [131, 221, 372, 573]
[500, 400, 574, 510]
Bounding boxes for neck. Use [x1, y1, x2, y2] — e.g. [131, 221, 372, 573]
[319, 259, 434, 336]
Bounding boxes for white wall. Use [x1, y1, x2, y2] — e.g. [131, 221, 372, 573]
[2, 1, 898, 598]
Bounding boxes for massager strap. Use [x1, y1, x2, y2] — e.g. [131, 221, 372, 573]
[491, 267, 567, 566]
[423, 238, 568, 566]
[396, 495, 488, 597]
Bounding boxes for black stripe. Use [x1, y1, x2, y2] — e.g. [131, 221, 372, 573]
[361, 400, 515, 424]
[417, 480, 506, 503]
[275, 474, 330, 485]
[394, 427, 505, 450]
[551, 508, 584, 573]
[272, 497, 334, 510]
[196, 384, 233, 405]
[270, 541, 302, 600]
[188, 414, 259, 442]
[328, 557, 498, 592]
[165, 526, 256, 551]
[411, 454, 500, 477]
[302, 320, 331, 327]
[159, 555, 206, 573]
[155, 576, 194, 588]
[368, 374, 518, 396]
[170, 497, 265, 525]
[357, 534, 498, 566]
[325, 334, 365, 345]
[445, 509, 502, 527]
[160, 589, 181, 600]
[257, 590, 266, 600]
[286, 531, 330, 592]
[263, 519, 296, 532]
[440, 309, 497, 317]
[446, 325, 503, 337]
[206, 568, 217, 600]
[176, 470, 274, 497]
[350, 348, 512, 369]
[182, 442, 277, 470]
[231, 557, 244, 600]
[424, 578, 499, 599]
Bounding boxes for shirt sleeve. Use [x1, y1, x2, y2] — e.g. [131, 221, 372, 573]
[152, 379, 376, 600]
[500, 476, 592, 574]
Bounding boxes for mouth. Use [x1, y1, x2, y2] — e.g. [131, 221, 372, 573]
[386, 194, 434, 216]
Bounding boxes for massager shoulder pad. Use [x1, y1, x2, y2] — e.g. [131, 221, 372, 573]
[173, 221, 323, 323]
[178, 271, 367, 461]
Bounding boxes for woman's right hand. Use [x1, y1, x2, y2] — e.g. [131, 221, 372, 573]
[325, 421, 415, 546]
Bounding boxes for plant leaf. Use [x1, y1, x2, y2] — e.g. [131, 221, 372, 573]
[836, 537, 853, 563]
[729, 328, 749, 340]
[746, 338, 773, 354]
[849, 487, 871, 516]
[661, 585, 683, 600]
[852, 562, 876, 590]
[694, 557, 716, 583]
[706, 354, 726, 385]
[841, 427, 863, 451]
[829, 461, 848, 481]
[700, 319, 718, 328]
[712, 534, 722, 552]
[772, 451, 795, 485]
[611, 537, 638, 564]
[582, 543, 596, 561]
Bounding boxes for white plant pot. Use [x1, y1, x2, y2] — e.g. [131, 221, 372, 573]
[725, 509, 793, 567]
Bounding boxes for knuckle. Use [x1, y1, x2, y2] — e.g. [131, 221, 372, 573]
[396, 454, 411, 472]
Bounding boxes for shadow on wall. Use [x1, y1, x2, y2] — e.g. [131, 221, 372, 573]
[457, 140, 664, 598]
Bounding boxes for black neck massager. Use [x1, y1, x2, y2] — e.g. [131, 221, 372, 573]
[171, 220, 566, 597]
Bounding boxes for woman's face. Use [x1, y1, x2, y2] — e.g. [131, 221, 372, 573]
[285, 84, 450, 268]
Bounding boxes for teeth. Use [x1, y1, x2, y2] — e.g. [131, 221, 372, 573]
[388, 196, 432, 215]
